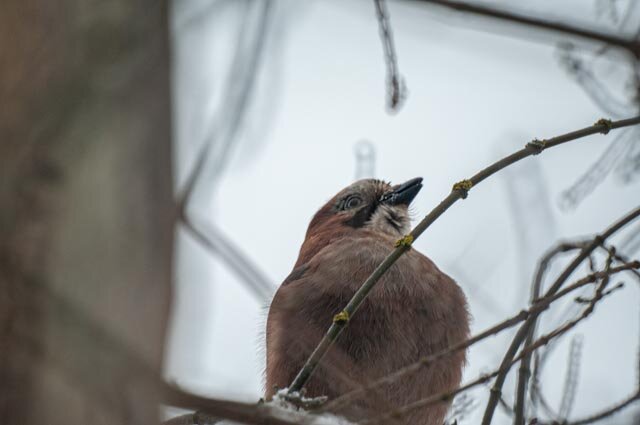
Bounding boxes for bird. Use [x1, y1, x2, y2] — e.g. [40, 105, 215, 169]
[265, 178, 470, 425]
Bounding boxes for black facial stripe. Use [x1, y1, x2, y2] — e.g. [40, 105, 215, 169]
[385, 216, 402, 233]
[387, 209, 401, 223]
[345, 202, 377, 228]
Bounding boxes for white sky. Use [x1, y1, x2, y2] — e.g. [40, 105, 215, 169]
[167, 1, 640, 423]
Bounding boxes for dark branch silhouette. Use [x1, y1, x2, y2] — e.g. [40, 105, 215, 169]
[409, 0, 640, 56]
[288, 116, 640, 397]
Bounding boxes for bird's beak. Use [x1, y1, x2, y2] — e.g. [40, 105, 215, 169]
[380, 177, 423, 206]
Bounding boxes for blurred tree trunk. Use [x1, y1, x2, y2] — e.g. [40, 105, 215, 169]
[0, 1, 173, 424]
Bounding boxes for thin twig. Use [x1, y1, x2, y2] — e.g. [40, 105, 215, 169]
[529, 245, 639, 421]
[447, 392, 477, 423]
[538, 392, 640, 425]
[482, 204, 640, 424]
[174, 2, 275, 302]
[363, 276, 625, 424]
[518, 244, 613, 423]
[373, 0, 406, 112]
[557, 335, 583, 421]
[11, 267, 300, 425]
[163, 411, 219, 425]
[498, 394, 514, 418]
[324, 261, 639, 411]
[180, 215, 275, 301]
[284, 333, 407, 425]
[369, 264, 630, 424]
[288, 116, 640, 395]
[515, 243, 588, 424]
[410, 0, 640, 57]
[529, 247, 617, 424]
[163, 384, 305, 425]
[559, 128, 634, 211]
[557, 43, 632, 119]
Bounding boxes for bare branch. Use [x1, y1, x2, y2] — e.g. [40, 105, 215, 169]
[447, 393, 477, 423]
[529, 241, 640, 424]
[11, 263, 298, 425]
[163, 385, 303, 425]
[621, 221, 640, 257]
[409, 0, 640, 57]
[538, 392, 640, 425]
[288, 116, 640, 395]
[163, 411, 221, 425]
[324, 261, 639, 411]
[559, 128, 635, 211]
[515, 242, 590, 424]
[482, 204, 640, 424]
[556, 43, 633, 119]
[179, 214, 275, 301]
[364, 267, 627, 424]
[373, 0, 406, 112]
[558, 335, 584, 420]
[173, 2, 275, 302]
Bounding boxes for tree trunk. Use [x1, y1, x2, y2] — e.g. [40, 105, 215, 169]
[0, 1, 173, 424]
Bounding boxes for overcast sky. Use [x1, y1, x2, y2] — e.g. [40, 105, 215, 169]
[167, 1, 640, 423]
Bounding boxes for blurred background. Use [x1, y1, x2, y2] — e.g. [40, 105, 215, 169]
[167, 1, 640, 424]
[2, 1, 640, 424]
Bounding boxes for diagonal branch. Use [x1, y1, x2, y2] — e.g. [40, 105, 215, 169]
[373, 0, 406, 112]
[409, 0, 640, 57]
[173, 1, 275, 302]
[557, 336, 583, 421]
[528, 248, 640, 425]
[11, 264, 299, 425]
[163, 384, 306, 425]
[514, 241, 591, 423]
[556, 390, 640, 425]
[180, 215, 275, 301]
[482, 205, 640, 424]
[288, 116, 640, 395]
[324, 260, 639, 411]
[363, 274, 628, 424]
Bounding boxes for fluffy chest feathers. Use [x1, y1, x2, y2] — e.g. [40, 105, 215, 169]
[265, 234, 470, 424]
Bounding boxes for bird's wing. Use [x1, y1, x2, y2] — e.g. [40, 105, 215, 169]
[265, 241, 375, 399]
[281, 263, 309, 286]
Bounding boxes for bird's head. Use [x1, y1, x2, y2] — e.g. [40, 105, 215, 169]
[306, 177, 423, 239]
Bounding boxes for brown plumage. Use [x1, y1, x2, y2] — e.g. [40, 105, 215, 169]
[266, 178, 470, 425]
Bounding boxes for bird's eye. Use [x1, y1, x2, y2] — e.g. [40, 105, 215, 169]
[344, 195, 363, 210]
